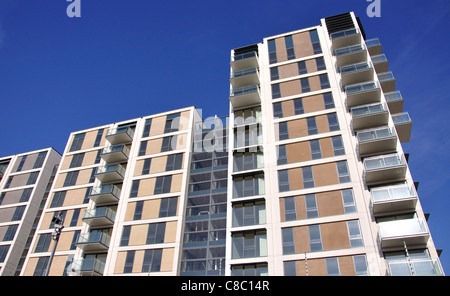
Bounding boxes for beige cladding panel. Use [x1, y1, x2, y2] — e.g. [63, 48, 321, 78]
[274, 37, 287, 63]
[81, 129, 102, 150]
[150, 155, 167, 174]
[114, 251, 127, 274]
[292, 31, 314, 59]
[288, 168, 303, 191]
[128, 224, 149, 246]
[281, 100, 295, 118]
[149, 116, 166, 137]
[309, 75, 322, 92]
[316, 114, 330, 134]
[305, 58, 318, 73]
[134, 160, 145, 176]
[142, 199, 161, 220]
[339, 256, 357, 276]
[170, 174, 183, 193]
[316, 190, 345, 217]
[293, 226, 309, 253]
[179, 110, 191, 131]
[161, 248, 174, 272]
[321, 221, 351, 251]
[137, 178, 156, 197]
[163, 221, 178, 243]
[132, 251, 146, 274]
[76, 169, 94, 186]
[312, 163, 339, 187]
[23, 257, 39, 276]
[56, 231, 77, 251]
[319, 137, 335, 158]
[280, 80, 301, 97]
[278, 63, 299, 80]
[286, 141, 311, 163]
[303, 94, 325, 113]
[287, 118, 308, 140]
[146, 138, 163, 155]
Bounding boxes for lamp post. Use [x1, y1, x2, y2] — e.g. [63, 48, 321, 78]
[43, 213, 64, 276]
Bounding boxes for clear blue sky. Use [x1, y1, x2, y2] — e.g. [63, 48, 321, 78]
[1, 0, 449, 274]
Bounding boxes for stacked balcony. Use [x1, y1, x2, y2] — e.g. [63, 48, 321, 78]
[351, 102, 389, 130]
[335, 44, 367, 67]
[340, 61, 374, 86]
[364, 153, 407, 185]
[357, 126, 397, 157]
[370, 183, 418, 215]
[229, 50, 261, 108]
[82, 206, 116, 227]
[99, 144, 130, 163]
[386, 258, 444, 276]
[392, 112, 412, 143]
[378, 72, 396, 93]
[366, 38, 381, 56]
[330, 28, 362, 49]
[378, 218, 430, 249]
[385, 91, 404, 114]
[105, 126, 134, 145]
[88, 184, 121, 205]
[372, 54, 388, 73]
[69, 258, 105, 276]
[345, 81, 381, 108]
[75, 230, 111, 252]
[94, 163, 125, 183]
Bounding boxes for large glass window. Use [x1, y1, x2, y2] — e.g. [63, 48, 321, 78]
[232, 230, 267, 259]
[232, 200, 266, 227]
[233, 174, 264, 198]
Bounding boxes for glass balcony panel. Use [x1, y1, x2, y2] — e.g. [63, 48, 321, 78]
[100, 144, 130, 163]
[83, 206, 116, 227]
[364, 153, 407, 185]
[89, 184, 121, 205]
[229, 84, 261, 108]
[384, 91, 404, 114]
[334, 44, 367, 66]
[378, 72, 396, 92]
[372, 54, 388, 72]
[76, 231, 111, 251]
[230, 67, 260, 88]
[330, 28, 361, 49]
[371, 183, 417, 214]
[351, 103, 388, 130]
[378, 218, 429, 248]
[340, 62, 374, 86]
[392, 112, 412, 143]
[95, 163, 126, 183]
[230, 51, 259, 70]
[105, 126, 134, 145]
[345, 81, 381, 107]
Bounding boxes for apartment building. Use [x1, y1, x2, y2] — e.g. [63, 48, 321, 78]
[0, 148, 61, 276]
[15, 11, 444, 276]
[226, 12, 444, 276]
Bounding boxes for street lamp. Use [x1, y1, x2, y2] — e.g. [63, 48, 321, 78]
[43, 213, 64, 276]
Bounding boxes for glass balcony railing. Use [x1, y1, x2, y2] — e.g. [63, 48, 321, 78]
[346, 81, 380, 95]
[230, 84, 259, 97]
[340, 62, 372, 75]
[385, 91, 403, 103]
[366, 38, 381, 48]
[378, 71, 395, 82]
[392, 112, 411, 125]
[335, 44, 366, 56]
[357, 126, 396, 143]
[230, 67, 258, 79]
[76, 231, 111, 250]
[89, 184, 121, 205]
[83, 206, 116, 223]
[378, 218, 428, 240]
[231, 51, 258, 63]
[330, 28, 359, 40]
[70, 258, 106, 276]
[95, 163, 125, 177]
[371, 183, 416, 204]
[106, 126, 134, 140]
[371, 54, 388, 64]
[364, 153, 406, 172]
[387, 259, 444, 276]
[351, 102, 387, 118]
[101, 144, 129, 156]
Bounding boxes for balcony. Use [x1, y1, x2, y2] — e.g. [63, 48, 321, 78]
[357, 126, 397, 156]
[75, 231, 111, 252]
[230, 51, 259, 71]
[82, 206, 116, 227]
[392, 112, 412, 143]
[372, 54, 388, 73]
[351, 102, 389, 130]
[334, 44, 367, 67]
[340, 62, 374, 86]
[100, 144, 130, 163]
[89, 184, 121, 205]
[330, 28, 361, 49]
[366, 38, 381, 56]
[105, 126, 134, 145]
[345, 81, 381, 108]
[364, 153, 407, 185]
[378, 218, 430, 249]
[378, 72, 396, 92]
[69, 258, 105, 276]
[385, 91, 404, 114]
[230, 67, 260, 88]
[229, 84, 261, 108]
[387, 259, 444, 276]
[371, 183, 418, 215]
[94, 163, 126, 183]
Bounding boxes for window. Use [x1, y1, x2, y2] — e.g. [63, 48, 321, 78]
[233, 174, 264, 198]
[34, 152, 47, 169]
[293, 98, 304, 115]
[302, 166, 314, 188]
[327, 113, 340, 131]
[268, 39, 277, 64]
[50, 191, 66, 208]
[282, 228, 295, 254]
[337, 161, 350, 183]
[270, 67, 279, 81]
[146, 222, 166, 244]
[19, 188, 32, 202]
[284, 261, 297, 276]
[3, 225, 18, 241]
[308, 224, 322, 251]
[273, 102, 283, 118]
[123, 250, 135, 273]
[233, 151, 263, 172]
[142, 119, 152, 137]
[134, 201, 144, 220]
[284, 197, 297, 221]
[342, 189, 357, 213]
[161, 136, 177, 152]
[279, 122, 289, 140]
[166, 153, 183, 171]
[319, 74, 330, 89]
[316, 57, 326, 71]
[232, 263, 268, 276]
[120, 226, 131, 246]
[272, 84, 281, 99]
[142, 249, 163, 272]
[323, 93, 335, 109]
[278, 170, 290, 192]
[277, 145, 287, 165]
[70, 231, 80, 250]
[70, 133, 85, 152]
[326, 257, 340, 276]
[309, 29, 322, 54]
[332, 136, 345, 156]
[0, 245, 10, 263]
[33, 256, 49, 275]
[26, 172, 39, 185]
[94, 129, 104, 147]
[307, 117, 318, 135]
[310, 140, 322, 160]
[305, 194, 318, 218]
[353, 255, 368, 275]
[63, 171, 78, 187]
[70, 209, 80, 227]
[70, 153, 84, 168]
[164, 113, 180, 133]
[232, 200, 266, 227]
[138, 141, 148, 156]
[159, 197, 178, 217]
[154, 175, 172, 195]
[16, 156, 26, 172]
[285, 35, 295, 60]
[130, 180, 140, 198]
[297, 61, 307, 75]
[35, 233, 52, 252]
[232, 230, 267, 259]
[142, 158, 151, 175]
[300, 78, 310, 93]
[12, 206, 25, 221]
[347, 220, 363, 248]
[234, 125, 262, 148]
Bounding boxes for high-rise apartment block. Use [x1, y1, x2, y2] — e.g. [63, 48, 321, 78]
[1, 11, 444, 276]
[0, 148, 61, 275]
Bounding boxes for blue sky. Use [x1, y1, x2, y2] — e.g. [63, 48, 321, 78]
[0, 0, 449, 274]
